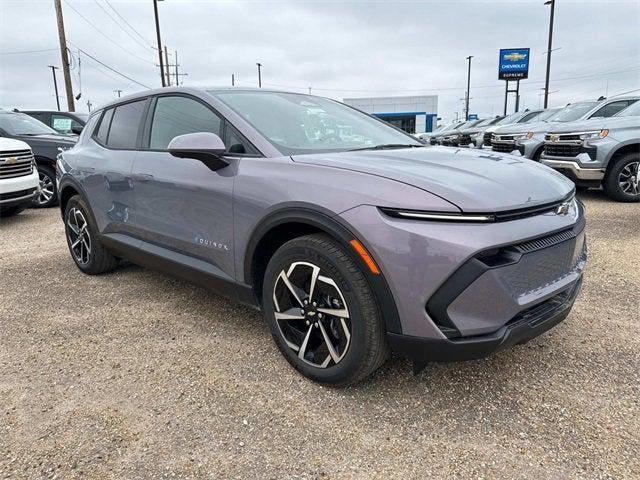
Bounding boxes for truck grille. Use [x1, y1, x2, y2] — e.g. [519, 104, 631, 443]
[458, 134, 472, 146]
[0, 149, 34, 179]
[483, 132, 493, 146]
[544, 144, 582, 157]
[492, 143, 514, 153]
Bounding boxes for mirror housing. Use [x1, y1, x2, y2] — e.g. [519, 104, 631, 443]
[168, 132, 229, 171]
[71, 124, 84, 135]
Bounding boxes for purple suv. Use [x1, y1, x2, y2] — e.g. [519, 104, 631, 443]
[57, 88, 587, 385]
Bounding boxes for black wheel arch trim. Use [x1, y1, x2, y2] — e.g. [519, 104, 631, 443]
[243, 204, 403, 334]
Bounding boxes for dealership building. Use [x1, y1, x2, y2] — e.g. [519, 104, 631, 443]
[343, 95, 438, 134]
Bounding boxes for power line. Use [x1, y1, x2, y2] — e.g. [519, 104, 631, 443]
[0, 48, 58, 55]
[103, 0, 153, 46]
[62, 0, 154, 65]
[67, 43, 151, 89]
[93, 0, 152, 52]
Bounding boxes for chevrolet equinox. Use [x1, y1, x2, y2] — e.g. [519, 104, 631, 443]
[57, 88, 587, 386]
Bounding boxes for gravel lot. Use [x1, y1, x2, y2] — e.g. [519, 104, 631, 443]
[0, 190, 638, 480]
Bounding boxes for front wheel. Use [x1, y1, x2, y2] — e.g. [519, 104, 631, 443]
[262, 234, 389, 386]
[31, 165, 58, 208]
[603, 153, 640, 202]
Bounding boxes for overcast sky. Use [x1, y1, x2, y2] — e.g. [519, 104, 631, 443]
[1, 0, 639, 123]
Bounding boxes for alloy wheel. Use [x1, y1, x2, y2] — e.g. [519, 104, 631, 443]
[34, 171, 55, 206]
[272, 261, 352, 368]
[66, 207, 92, 265]
[619, 161, 639, 196]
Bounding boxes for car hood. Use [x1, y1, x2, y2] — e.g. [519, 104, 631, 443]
[292, 147, 574, 212]
[547, 116, 634, 133]
[0, 137, 31, 151]
[494, 121, 564, 135]
[14, 133, 77, 146]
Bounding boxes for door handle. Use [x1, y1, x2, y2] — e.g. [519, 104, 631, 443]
[132, 173, 154, 182]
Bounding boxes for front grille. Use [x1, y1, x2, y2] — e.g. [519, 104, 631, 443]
[514, 228, 577, 254]
[546, 133, 581, 142]
[544, 143, 582, 157]
[492, 143, 514, 153]
[458, 134, 472, 146]
[483, 132, 493, 146]
[0, 149, 34, 179]
[506, 280, 580, 329]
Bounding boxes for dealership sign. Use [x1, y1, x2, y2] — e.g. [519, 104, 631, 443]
[498, 48, 530, 80]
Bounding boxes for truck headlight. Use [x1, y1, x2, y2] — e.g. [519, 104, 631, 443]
[580, 130, 608, 141]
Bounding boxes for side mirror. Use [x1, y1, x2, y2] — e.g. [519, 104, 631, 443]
[168, 132, 229, 171]
[71, 124, 84, 135]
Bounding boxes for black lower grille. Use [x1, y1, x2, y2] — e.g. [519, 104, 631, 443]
[0, 188, 36, 201]
[545, 144, 581, 157]
[483, 132, 493, 146]
[458, 134, 472, 146]
[492, 143, 514, 153]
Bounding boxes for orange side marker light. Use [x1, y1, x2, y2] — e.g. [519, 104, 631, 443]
[349, 239, 380, 275]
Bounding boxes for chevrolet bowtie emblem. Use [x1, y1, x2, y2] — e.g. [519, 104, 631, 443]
[550, 134, 559, 142]
[4, 156, 18, 164]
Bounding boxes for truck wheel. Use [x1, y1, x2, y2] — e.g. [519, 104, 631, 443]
[603, 153, 640, 202]
[31, 165, 58, 208]
[262, 234, 389, 386]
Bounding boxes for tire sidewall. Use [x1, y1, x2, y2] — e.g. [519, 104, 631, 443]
[605, 153, 640, 202]
[64, 196, 99, 272]
[263, 239, 375, 385]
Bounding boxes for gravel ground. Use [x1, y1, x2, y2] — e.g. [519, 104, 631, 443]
[0, 190, 638, 480]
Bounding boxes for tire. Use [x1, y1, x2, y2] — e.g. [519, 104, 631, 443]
[0, 204, 27, 217]
[64, 195, 119, 274]
[262, 233, 389, 386]
[31, 165, 58, 208]
[603, 152, 640, 202]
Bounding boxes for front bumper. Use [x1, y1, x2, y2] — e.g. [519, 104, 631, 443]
[540, 158, 605, 181]
[340, 199, 587, 362]
[0, 170, 39, 209]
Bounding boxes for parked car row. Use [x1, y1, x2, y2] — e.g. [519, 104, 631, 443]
[416, 96, 640, 202]
[0, 109, 84, 215]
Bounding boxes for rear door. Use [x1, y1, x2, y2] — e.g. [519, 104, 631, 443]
[79, 99, 148, 235]
[131, 94, 244, 279]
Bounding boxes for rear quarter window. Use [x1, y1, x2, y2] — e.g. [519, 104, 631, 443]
[107, 100, 146, 149]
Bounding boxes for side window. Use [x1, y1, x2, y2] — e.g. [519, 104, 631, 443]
[107, 100, 147, 149]
[95, 108, 114, 145]
[224, 123, 258, 155]
[149, 96, 222, 150]
[590, 101, 628, 118]
[28, 113, 48, 124]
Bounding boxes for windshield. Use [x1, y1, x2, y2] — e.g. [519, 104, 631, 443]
[0, 112, 58, 135]
[519, 111, 543, 123]
[547, 102, 599, 122]
[494, 110, 530, 126]
[615, 101, 640, 117]
[532, 108, 561, 122]
[213, 91, 421, 154]
[472, 117, 498, 128]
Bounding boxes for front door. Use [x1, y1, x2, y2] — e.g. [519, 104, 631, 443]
[131, 94, 236, 279]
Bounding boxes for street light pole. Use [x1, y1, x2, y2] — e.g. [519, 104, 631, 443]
[48, 65, 61, 111]
[543, 0, 555, 108]
[464, 55, 473, 121]
[256, 63, 262, 88]
[153, 0, 166, 87]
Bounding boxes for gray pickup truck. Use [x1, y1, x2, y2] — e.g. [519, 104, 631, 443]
[540, 100, 640, 202]
[490, 96, 639, 161]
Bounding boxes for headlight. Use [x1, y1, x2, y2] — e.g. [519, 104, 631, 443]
[380, 208, 495, 223]
[580, 130, 608, 140]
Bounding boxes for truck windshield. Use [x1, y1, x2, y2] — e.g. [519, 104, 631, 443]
[547, 102, 599, 122]
[0, 113, 58, 135]
[213, 90, 421, 155]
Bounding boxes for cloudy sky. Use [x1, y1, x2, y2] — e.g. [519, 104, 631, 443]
[1, 0, 639, 123]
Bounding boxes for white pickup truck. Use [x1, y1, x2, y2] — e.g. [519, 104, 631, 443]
[0, 137, 39, 217]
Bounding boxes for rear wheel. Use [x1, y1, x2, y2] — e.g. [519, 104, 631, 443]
[64, 195, 119, 274]
[262, 234, 389, 386]
[31, 165, 58, 208]
[603, 153, 640, 202]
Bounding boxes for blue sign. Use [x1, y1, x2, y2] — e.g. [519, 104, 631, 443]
[499, 48, 530, 80]
[468, 114, 478, 120]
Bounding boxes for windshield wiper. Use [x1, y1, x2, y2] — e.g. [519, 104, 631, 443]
[348, 143, 424, 152]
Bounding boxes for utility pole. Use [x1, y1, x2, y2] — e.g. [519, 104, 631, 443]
[308, 86, 312, 94]
[153, 0, 165, 87]
[53, 0, 74, 111]
[543, 0, 555, 108]
[164, 46, 171, 86]
[231, 74, 235, 86]
[256, 62, 262, 88]
[114, 89, 122, 98]
[86, 100, 92, 112]
[464, 55, 473, 121]
[175, 50, 179, 86]
[48, 65, 61, 111]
